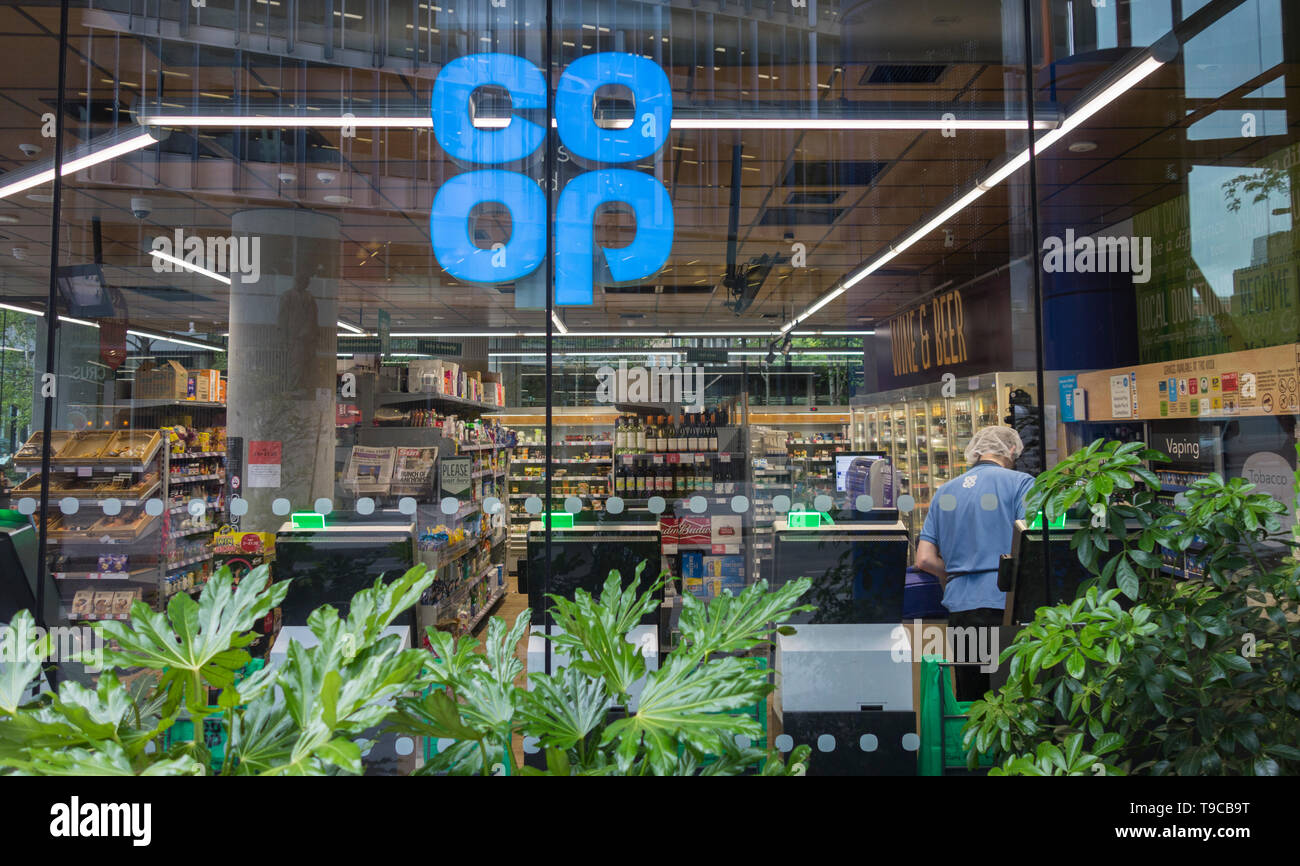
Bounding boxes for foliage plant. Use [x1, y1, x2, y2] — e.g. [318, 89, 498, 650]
[388, 563, 816, 775]
[963, 438, 1300, 776]
[0, 564, 435, 775]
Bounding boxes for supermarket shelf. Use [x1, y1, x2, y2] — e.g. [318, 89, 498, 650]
[512, 475, 608, 482]
[377, 391, 503, 412]
[512, 459, 611, 465]
[457, 442, 510, 452]
[27, 479, 162, 505]
[517, 441, 612, 447]
[131, 400, 227, 410]
[168, 451, 226, 460]
[466, 587, 507, 634]
[169, 473, 224, 484]
[169, 527, 216, 539]
[788, 440, 848, 446]
[53, 568, 156, 582]
[423, 529, 507, 570]
[169, 502, 219, 515]
[165, 554, 214, 573]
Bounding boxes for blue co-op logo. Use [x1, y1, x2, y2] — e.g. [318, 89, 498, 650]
[429, 52, 673, 306]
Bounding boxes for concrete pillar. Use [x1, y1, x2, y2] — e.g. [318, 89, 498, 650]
[227, 209, 339, 533]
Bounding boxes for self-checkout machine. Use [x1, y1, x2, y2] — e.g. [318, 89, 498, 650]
[770, 470, 917, 774]
[522, 512, 663, 768]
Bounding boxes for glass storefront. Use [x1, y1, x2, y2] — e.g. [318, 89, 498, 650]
[0, 0, 1297, 775]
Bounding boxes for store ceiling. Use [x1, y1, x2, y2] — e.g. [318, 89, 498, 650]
[0, 1, 1292, 340]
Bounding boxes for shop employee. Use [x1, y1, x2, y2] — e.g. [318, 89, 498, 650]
[914, 426, 1034, 698]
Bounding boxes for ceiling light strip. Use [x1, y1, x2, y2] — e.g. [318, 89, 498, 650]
[782, 44, 1171, 331]
[0, 131, 161, 201]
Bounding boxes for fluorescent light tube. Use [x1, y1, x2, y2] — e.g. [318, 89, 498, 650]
[150, 250, 231, 285]
[0, 130, 161, 201]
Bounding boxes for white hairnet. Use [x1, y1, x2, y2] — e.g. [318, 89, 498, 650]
[964, 426, 1024, 465]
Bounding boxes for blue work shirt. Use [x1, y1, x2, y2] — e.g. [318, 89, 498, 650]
[918, 460, 1035, 613]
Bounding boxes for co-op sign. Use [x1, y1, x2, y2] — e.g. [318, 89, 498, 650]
[430, 52, 672, 305]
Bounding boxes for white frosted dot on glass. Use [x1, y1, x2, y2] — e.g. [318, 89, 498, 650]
[647, 496, 666, 515]
[901, 733, 920, 751]
[483, 496, 502, 515]
[524, 495, 543, 515]
[606, 496, 625, 515]
[59, 497, 79, 515]
[731, 495, 749, 513]
[774, 734, 793, 753]
[860, 734, 878, 752]
[898, 494, 916, 513]
[355, 497, 373, 516]
[353, 737, 372, 758]
[144, 740, 157, 754]
[188, 498, 206, 517]
[436, 738, 455, 752]
[817, 734, 836, 752]
[734, 735, 751, 749]
[939, 493, 957, 511]
[314, 498, 333, 515]
[522, 736, 540, 755]
[855, 494, 874, 511]
[1174, 493, 1189, 508]
[16, 498, 35, 515]
[773, 494, 791, 513]
[980, 493, 998, 511]
[564, 496, 581, 514]
[814, 494, 833, 512]
[395, 736, 414, 756]
[231, 497, 250, 516]
[99, 498, 120, 516]
[144, 498, 165, 517]
[398, 497, 418, 515]
[271, 498, 290, 516]
[440, 496, 459, 515]
[689, 495, 707, 514]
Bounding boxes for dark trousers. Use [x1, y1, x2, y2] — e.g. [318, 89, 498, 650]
[947, 607, 1004, 702]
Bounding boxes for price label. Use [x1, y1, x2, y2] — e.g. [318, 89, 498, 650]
[622, 455, 633, 465]
[653, 455, 663, 464]
[667, 453, 679, 464]
[78, 467, 92, 477]
[720, 454, 731, 463]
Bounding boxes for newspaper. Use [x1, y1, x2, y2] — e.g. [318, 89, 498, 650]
[390, 446, 439, 498]
[344, 446, 396, 495]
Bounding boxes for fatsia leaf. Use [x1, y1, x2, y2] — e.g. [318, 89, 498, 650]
[93, 565, 288, 715]
[388, 688, 484, 742]
[677, 577, 815, 657]
[519, 665, 609, 751]
[601, 654, 767, 767]
[0, 610, 51, 715]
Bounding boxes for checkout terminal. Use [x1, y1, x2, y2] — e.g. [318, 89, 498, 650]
[770, 482, 916, 775]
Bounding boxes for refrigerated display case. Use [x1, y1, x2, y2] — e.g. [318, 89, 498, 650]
[850, 373, 1038, 537]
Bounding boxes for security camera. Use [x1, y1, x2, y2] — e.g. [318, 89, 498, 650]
[129, 197, 152, 219]
[316, 171, 336, 184]
[18, 143, 40, 158]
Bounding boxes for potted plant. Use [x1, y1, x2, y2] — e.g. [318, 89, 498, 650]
[962, 439, 1300, 775]
[388, 563, 816, 775]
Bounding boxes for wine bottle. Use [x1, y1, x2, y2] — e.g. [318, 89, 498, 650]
[707, 412, 719, 452]
[635, 416, 646, 453]
[688, 414, 701, 451]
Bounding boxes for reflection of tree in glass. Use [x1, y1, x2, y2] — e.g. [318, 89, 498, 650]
[1222, 166, 1291, 213]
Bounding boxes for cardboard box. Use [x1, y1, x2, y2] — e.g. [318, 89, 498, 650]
[136, 360, 188, 400]
[217, 378, 227, 404]
[681, 550, 705, 580]
[703, 554, 744, 579]
[191, 369, 221, 402]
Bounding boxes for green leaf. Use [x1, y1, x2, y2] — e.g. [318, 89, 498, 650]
[519, 666, 609, 751]
[1116, 557, 1140, 601]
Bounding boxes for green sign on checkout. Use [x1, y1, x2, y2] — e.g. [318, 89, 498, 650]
[1027, 511, 1068, 530]
[291, 512, 327, 529]
[544, 512, 575, 529]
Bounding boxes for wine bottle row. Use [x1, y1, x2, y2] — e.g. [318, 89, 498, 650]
[613, 410, 729, 454]
[614, 455, 742, 496]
